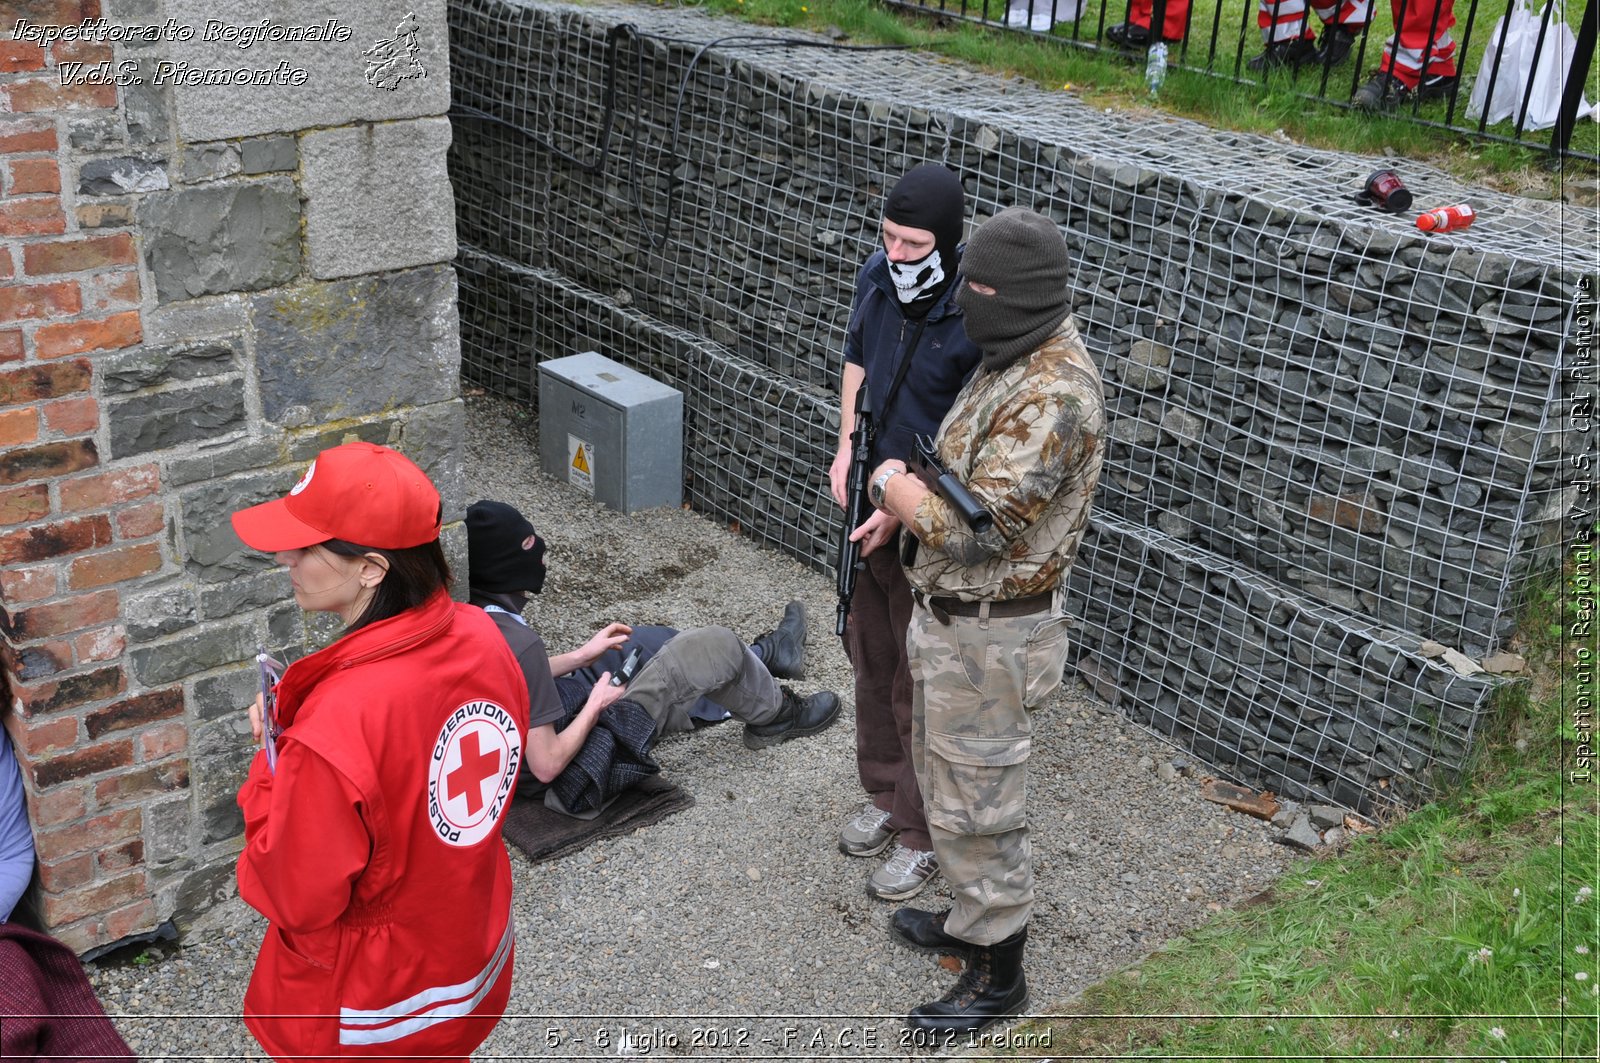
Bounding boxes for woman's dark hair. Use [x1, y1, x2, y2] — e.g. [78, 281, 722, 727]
[323, 506, 451, 633]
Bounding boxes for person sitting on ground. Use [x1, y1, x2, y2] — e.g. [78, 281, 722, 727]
[465, 501, 841, 798]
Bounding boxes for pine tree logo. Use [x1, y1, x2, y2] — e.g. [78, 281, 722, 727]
[364, 12, 426, 91]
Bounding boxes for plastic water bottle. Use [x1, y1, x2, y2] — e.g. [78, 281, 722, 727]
[1416, 203, 1475, 233]
[1145, 40, 1168, 94]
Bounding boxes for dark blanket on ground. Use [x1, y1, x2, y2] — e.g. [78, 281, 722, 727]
[502, 774, 695, 864]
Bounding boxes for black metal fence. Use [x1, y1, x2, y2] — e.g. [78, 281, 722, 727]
[884, 0, 1599, 160]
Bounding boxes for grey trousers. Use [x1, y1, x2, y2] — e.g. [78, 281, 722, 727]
[625, 626, 783, 736]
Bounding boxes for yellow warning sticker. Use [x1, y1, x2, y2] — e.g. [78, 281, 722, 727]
[567, 435, 595, 495]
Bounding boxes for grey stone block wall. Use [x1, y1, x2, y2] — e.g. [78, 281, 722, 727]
[300, 119, 458, 279]
[1, 0, 463, 952]
[252, 266, 461, 425]
[163, 0, 452, 141]
[137, 180, 301, 301]
[449, 0, 1597, 812]
[458, 251, 836, 557]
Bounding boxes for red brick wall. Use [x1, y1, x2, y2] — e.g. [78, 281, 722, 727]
[1, 0, 175, 953]
[1, 0, 466, 957]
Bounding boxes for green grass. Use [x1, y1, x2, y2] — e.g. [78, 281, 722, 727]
[1026, 790, 1597, 1057]
[973, 559, 1599, 1059]
[668, 0, 1600, 186]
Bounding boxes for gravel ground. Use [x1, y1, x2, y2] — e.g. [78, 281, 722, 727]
[89, 394, 1299, 1059]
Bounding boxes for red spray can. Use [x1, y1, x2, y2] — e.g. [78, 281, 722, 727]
[1416, 204, 1475, 233]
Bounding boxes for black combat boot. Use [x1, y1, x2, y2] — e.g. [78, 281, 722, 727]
[1104, 21, 1151, 48]
[891, 908, 974, 957]
[1246, 35, 1317, 71]
[906, 925, 1029, 1034]
[1314, 25, 1359, 67]
[750, 600, 807, 680]
[742, 686, 840, 749]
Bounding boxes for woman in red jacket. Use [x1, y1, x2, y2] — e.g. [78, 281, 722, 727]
[230, 442, 530, 1061]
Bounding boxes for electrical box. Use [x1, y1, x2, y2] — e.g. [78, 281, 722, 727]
[537, 351, 683, 513]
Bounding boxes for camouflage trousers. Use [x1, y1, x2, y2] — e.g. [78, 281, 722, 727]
[908, 593, 1070, 945]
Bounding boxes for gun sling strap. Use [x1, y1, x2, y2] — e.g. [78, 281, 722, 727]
[874, 317, 929, 435]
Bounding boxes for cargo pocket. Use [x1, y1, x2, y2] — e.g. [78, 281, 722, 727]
[1022, 614, 1070, 708]
[924, 730, 1031, 837]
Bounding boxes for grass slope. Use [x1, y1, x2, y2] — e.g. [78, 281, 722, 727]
[1000, 564, 1600, 1059]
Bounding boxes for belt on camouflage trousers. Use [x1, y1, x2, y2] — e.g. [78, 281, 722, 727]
[912, 588, 1056, 625]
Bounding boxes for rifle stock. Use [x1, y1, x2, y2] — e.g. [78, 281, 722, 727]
[835, 383, 873, 636]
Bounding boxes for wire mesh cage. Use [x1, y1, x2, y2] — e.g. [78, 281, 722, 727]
[1070, 513, 1498, 812]
[449, 0, 1597, 810]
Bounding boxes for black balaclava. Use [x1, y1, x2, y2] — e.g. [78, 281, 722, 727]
[882, 163, 965, 319]
[466, 499, 547, 595]
[954, 207, 1073, 372]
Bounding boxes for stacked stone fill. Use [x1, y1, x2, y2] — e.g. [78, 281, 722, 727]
[449, 0, 1597, 813]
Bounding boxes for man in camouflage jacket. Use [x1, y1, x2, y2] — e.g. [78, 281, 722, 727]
[864, 207, 1105, 1035]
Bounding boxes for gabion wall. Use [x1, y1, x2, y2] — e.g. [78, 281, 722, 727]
[447, 0, 1596, 812]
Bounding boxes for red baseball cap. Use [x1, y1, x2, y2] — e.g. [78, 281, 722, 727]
[231, 442, 442, 552]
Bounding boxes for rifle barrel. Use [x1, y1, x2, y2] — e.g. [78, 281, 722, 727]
[835, 383, 874, 637]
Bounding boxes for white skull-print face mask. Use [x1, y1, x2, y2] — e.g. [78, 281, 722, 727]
[887, 249, 946, 304]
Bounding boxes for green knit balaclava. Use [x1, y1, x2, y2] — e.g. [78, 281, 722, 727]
[954, 207, 1073, 371]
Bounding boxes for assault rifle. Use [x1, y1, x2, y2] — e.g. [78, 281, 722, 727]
[835, 383, 874, 637]
[911, 433, 994, 535]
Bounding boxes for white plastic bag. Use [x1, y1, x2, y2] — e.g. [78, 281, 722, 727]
[1466, 0, 1595, 130]
[1005, 0, 1086, 30]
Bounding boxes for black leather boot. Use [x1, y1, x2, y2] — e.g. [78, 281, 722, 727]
[751, 600, 807, 679]
[742, 686, 840, 749]
[1104, 21, 1151, 48]
[1246, 35, 1317, 71]
[906, 925, 1028, 1034]
[1314, 25, 1359, 67]
[891, 908, 973, 957]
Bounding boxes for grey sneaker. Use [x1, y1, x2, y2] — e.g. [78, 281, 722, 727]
[867, 845, 939, 900]
[839, 803, 895, 857]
